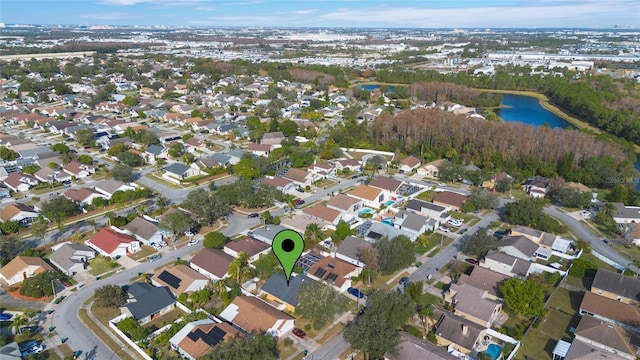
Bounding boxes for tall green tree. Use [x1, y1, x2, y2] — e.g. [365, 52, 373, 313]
[344, 290, 415, 360]
[203, 231, 228, 249]
[202, 332, 278, 360]
[94, 285, 127, 308]
[111, 163, 133, 182]
[296, 280, 349, 330]
[462, 227, 500, 258]
[158, 211, 192, 238]
[500, 278, 546, 317]
[331, 220, 353, 244]
[375, 235, 415, 275]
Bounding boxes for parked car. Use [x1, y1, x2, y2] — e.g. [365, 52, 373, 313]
[148, 254, 162, 263]
[438, 226, 450, 233]
[465, 258, 479, 265]
[187, 239, 199, 246]
[347, 287, 365, 299]
[447, 219, 463, 227]
[159, 241, 168, 247]
[399, 277, 411, 286]
[185, 231, 194, 237]
[248, 213, 259, 218]
[292, 328, 306, 339]
[580, 210, 591, 217]
[0, 312, 13, 321]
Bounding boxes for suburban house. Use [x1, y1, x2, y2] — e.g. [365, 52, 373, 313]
[327, 193, 364, 214]
[302, 205, 344, 228]
[333, 158, 361, 172]
[151, 265, 210, 296]
[499, 235, 548, 261]
[64, 187, 108, 206]
[335, 236, 369, 267]
[481, 171, 512, 190]
[86, 228, 141, 258]
[259, 273, 312, 312]
[219, 295, 295, 338]
[406, 199, 450, 222]
[434, 313, 488, 356]
[245, 143, 272, 157]
[573, 315, 640, 360]
[579, 291, 640, 334]
[444, 282, 504, 328]
[34, 166, 71, 184]
[143, 145, 166, 164]
[251, 225, 288, 245]
[457, 266, 509, 301]
[93, 180, 136, 198]
[280, 214, 329, 234]
[283, 168, 313, 188]
[261, 131, 286, 146]
[307, 256, 360, 292]
[433, 191, 468, 212]
[261, 176, 297, 194]
[223, 236, 271, 263]
[521, 176, 550, 198]
[0, 256, 55, 286]
[362, 221, 415, 244]
[399, 155, 422, 173]
[3, 172, 39, 192]
[612, 203, 640, 224]
[120, 282, 176, 324]
[480, 250, 532, 278]
[189, 249, 234, 281]
[347, 185, 385, 208]
[308, 160, 337, 179]
[169, 319, 240, 360]
[0, 202, 39, 226]
[387, 332, 457, 360]
[393, 210, 438, 237]
[123, 216, 165, 245]
[591, 269, 640, 305]
[369, 176, 404, 198]
[49, 243, 95, 276]
[163, 163, 199, 183]
[417, 159, 445, 178]
[62, 161, 95, 179]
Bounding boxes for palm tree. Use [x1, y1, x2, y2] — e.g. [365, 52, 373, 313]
[304, 223, 324, 250]
[212, 280, 226, 296]
[87, 219, 98, 233]
[155, 158, 167, 172]
[418, 305, 435, 334]
[10, 313, 31, 335]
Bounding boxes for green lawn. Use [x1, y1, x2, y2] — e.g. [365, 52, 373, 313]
[129, 245, 157, 261]
[88, 257, 120, 276]
[314, 178, 337, 188]
[450, 212, 476, 222]
[516, 310, 580, 360]
[547, 287, 584, 314]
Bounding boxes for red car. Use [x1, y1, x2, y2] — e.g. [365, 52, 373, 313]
[292, 328, 306, 339]
[465, 258, 479, 265]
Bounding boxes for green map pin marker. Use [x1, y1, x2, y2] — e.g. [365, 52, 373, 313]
[272, 229, 305, 286]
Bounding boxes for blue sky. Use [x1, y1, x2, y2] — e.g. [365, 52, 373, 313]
[2, 0, 638, 28]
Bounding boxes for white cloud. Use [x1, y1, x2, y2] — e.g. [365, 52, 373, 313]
[288, 9, 317, 15]
[79, 11, 133, 20]
[101, 0, 209, 6]
[317, 1, 639, 28]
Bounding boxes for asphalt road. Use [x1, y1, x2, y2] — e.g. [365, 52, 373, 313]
[543, 206, 639, 273]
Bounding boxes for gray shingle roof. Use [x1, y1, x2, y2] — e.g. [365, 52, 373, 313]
[164, 163, 190, 176]
[260, 273, 310, 307]
[124, 282, 175, 321]
[592, 269, 640, 302]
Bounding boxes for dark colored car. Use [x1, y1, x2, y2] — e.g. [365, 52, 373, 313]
[248, 213, 259, 218]
[347, 287, 365, 299]
[148, 254, 162, 263]
[465, 258, 479, 265]
[0, 312, 13, 321]
[292, 328, 306, 339]
[399, 277, 410, 286]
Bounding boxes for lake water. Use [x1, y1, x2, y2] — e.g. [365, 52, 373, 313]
[497, 93, 640, 189]
[358, 84, 395, 93]
[497, 94, 574, 129]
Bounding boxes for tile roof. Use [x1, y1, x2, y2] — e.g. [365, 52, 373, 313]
[0, 256, 54, 281]
[87, 228, 136, 254]
[368, 176, 403, 192]
[223, 296, 294, 333]
[190, 249, 234, 279]
[592, 269, 640, 302]
[347, 185, 382, 201]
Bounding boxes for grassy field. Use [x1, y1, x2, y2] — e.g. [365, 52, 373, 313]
[277, 339, 299, 359]
[548, 287, 584, 315]
[88, 257, 120, 276]
[79, 307, 136, 360]
[516, 309, 580, 360]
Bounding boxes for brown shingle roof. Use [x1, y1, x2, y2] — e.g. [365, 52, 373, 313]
[347, 185, 382, 201]
[178, 321, 239, 359]
[0, 202, 37, 222]
[327, 193, 361, 211]
[64, 187, 101, 203]
[226, 296, 294, 333]
[400, 155, 421, 168]
[261, 176, 293, 188]
[368, 176, 403, 192]
[307, 257, 357, 287]
[302, 205, 341, 223]
[580, 291, 640, 328]
[0, 256, 54, 281]
[283, 168, 309, 183]
[575, 315, 640, 356]
[151, 264, 208, 295]
[124, 216, 160, 241]
[190, 249, 234, 278]
[433, 191, 468, 208]
[224, 237, 270, 258]
[458, 266, 509, 298]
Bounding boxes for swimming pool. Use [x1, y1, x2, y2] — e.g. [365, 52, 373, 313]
[359, 208, 372, 215]
[381, 218, 394, 226]
[384, 200, 395, 207]
[484, 344, 502, 360]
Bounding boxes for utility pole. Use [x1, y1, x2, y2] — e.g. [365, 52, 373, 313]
[51, 278, 56, 298]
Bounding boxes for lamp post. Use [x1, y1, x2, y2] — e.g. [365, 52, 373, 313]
[51, 278, 56, 298]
